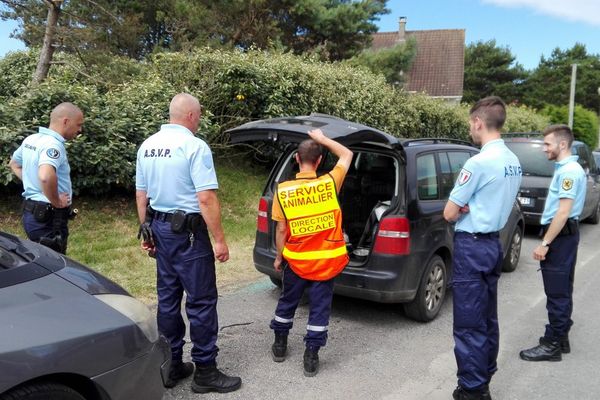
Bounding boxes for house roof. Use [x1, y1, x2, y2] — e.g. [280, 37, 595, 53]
[371, 29, 465, 98]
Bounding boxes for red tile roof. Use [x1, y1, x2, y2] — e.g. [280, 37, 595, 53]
[372, 29, 465, 98]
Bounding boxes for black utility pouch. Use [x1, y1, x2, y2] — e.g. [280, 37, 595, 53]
[33, 203, 53, 223]
[170, 210, 188, 233]
[187, 214, 202, 232]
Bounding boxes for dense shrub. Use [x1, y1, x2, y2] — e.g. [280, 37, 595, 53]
[1, 48, 548, 193]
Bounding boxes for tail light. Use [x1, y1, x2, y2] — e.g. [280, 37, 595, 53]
[373, 217, 410, 255]
[257, 197, 269, 233]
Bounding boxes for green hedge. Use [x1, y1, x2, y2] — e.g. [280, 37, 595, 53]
[542, 104, 599, 149]
[1, 48, 549, 193]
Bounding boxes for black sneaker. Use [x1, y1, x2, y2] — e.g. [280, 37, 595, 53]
[520, 337, 562, 362]
[303, 347, 319, 377]
[272, 333, 288, 362]
[191, 365, 242, 393]
[164, 361, 194, 388]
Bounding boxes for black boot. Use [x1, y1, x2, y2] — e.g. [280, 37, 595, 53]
[303, 347, 319, 377]
[519, 337, 562, 362]
[539, 335, 570, 353]
[560, 335, 570, 354]
[452, 385, 492, 400]
[164, 361, 194, 388]
[272, 332, 288, 362]
[191, 364, 242, 393]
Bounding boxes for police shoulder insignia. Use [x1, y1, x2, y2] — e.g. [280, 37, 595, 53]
[46, 148, 60, 159]
[457, 169, 472, 186]
[562, 178, 573, 191]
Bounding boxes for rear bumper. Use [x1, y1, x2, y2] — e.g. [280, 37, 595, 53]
[522, 210, 542, 226]
[254, 248, 418, 303]
[92, 335, 171, 400]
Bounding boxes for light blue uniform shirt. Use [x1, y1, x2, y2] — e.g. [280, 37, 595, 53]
[540, 155, 586, 225]
[11, 127, 72, 203]
[135, 124, 219, 213]
[449, 139, 522, 233]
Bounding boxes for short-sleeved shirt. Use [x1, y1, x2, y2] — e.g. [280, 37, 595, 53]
[449, 139, 522, 233]
[541, 155, 586, 225]
[272, 164, 347, 222]
[11, 127, 72, 202]
[135, 124, 218, 213]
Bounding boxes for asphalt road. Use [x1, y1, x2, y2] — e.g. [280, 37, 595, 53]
[163, 223, 600, 400]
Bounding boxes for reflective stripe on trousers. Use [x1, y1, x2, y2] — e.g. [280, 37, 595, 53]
[270, 265, 334, 348]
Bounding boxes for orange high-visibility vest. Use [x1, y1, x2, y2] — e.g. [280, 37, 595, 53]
[276, 173, 348, 281]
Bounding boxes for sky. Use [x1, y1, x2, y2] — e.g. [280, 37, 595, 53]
[378, 0, 600, 70]
[1, 0, 599, 70]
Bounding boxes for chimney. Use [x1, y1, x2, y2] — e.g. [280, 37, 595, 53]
[398, 17, 407, 42]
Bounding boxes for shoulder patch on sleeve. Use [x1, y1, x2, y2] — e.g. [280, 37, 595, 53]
[457, 168, 472, 186]
[562, 178, 573, 191]
[46, 148, 61, 159]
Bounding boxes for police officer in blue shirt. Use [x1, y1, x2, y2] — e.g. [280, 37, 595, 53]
[9, 102, 84, 254]
[519, 125, 586, 362]
[135, 93, 241, 393]
[444, 96, 522, 400]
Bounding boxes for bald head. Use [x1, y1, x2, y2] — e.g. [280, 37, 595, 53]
[49, 102, 84, 140]
[169, 93, 202, 132]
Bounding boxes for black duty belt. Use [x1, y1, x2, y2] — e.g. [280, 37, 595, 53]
[457, 231, 499, 239]
[152, 210, 201, 222]
[541, 218, 579, 237]
[23, 199, 51, 213]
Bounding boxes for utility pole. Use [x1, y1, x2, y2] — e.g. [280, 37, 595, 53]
[568, 64, 578, 129]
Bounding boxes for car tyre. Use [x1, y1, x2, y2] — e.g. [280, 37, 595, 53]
[584, 200, 600, 225]
[502, 224, 523, 273]
[403, 255, 446, 322]
[0, 383, 86, 400]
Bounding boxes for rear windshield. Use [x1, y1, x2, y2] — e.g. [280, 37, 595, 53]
[505, 142, 554, 177]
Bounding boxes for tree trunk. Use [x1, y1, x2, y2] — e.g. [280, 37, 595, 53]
[32, 0, 62, 85]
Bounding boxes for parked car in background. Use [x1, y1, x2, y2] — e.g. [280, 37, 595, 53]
[504, 134, 600, 226]
[593, 150, 600, 170]
[228, 114, 524, 322]
[0, 232, 170, 400]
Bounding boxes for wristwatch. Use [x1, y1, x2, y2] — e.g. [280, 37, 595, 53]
[541, 240, 550, 247]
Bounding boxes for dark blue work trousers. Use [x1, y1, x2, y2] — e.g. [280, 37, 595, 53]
[22, 209, 69, 252]
[152, 219, 219, 366]
[452, 232, 503, 391]
[541, 232, 579, 341]
[270, 265, 335, 349]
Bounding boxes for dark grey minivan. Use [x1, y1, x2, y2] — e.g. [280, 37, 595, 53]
[504, 134, 600, 226]
[229, 114, 524, 322]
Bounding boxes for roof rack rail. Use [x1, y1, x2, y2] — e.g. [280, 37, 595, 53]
[402, 138, 475, 147]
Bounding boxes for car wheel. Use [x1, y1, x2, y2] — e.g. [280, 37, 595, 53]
[585, 200, 600, 224]
[270, 276, 282, 288]
[502, 224, 523, 273]
[403, 255, 446, 322]
[0, 383, 86, 400]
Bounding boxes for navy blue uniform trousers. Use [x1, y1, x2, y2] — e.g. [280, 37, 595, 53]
[452, 232, 503, 391]
[541, 232, 579, 340]
[270, 265, 335, 348]
[22, 209, 69, 252]
[153, 219, 219, 366]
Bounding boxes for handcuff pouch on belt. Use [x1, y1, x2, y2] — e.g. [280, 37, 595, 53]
[170, 210, 202, 233]
[32, 202, 53, 223]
